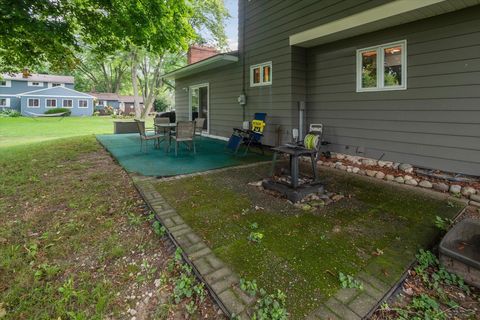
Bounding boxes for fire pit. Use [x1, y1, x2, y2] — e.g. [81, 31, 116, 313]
[439, 218, 480, 288]
[263, 144, 324, 202]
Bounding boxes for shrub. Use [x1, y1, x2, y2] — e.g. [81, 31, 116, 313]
[0, 109, 21, 117]
[44, 108, 71, 116]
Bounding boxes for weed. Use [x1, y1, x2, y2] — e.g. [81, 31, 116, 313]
[434, 216, 453, 231]
[338, 272, 363, 290]
[240, 278, 258, 297]
[248, 232, 264, 243]
[252, 289, 288, 320]
[152, 220, 166, 237]
[34, 263, 61, 280]
[185, 300, 197, 315]
[249, 222, 259, 230]
[127, 212, 145, 226]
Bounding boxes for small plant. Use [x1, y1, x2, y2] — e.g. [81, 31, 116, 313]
[252, 289, 288, 320]
[434, 216, 453, 231]
[240, 278, 258, 297]
[173, 265, 195, 304]
[152, 220, 166, 237]
[34, 263, 61, 279]
[185, 300, 197, 315]
[338, 272, 363, 290]
[248, 232, 264, 243]
[127, 212, 144, 226]
[0, 109, 21, 117]
[249, 222, 258, 230]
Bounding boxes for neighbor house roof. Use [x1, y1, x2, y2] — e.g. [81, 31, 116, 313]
[88, 92, 119, 101]
[118, 95, 143, 103]
[289, 0, 480, 47]
[2, 73, 74, 84]
[17, 86, 94, 98]
[162, 52, 239, 80]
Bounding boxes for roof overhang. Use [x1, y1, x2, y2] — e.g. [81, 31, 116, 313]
[162, 53, 238, 80]
[289, 0, 478, 47]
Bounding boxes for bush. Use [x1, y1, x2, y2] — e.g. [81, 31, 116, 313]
[44, 108, 71, 116]
[0, 109, 21, 117]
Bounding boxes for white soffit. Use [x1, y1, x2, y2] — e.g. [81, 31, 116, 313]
[289, 0, 469, 47]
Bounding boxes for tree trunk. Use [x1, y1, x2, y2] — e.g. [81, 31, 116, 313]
[130, 49, 142, 118]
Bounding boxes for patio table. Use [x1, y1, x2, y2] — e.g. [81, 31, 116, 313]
[154, 123, 176, 150]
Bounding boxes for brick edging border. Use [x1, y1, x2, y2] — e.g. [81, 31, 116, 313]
[132, 176, 255, 319]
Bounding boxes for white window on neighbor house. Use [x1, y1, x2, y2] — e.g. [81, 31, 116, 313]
[0, 98, 10, 107]
[46, 98, 57, 108]
[62, 99, 73, 108]
[28, 81, 44, 87]
[78, 99, 88, 108]
[48, 82, 64, 88]
[0, 80, 11, 87]
[28, 98, 40, 108]
[250, 61, 272, 87]
[356, 40, 406, 92]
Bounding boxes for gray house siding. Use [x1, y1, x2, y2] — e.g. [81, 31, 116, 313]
[305, 7, 480, 175]
[173, 1, 480, 175]
[175, 62, 244, 139]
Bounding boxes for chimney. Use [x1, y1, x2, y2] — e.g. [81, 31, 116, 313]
[187, 45, 218, 64]
[22, 68, 30, 78]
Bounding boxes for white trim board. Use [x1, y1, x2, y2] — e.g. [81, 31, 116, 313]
[17, 86, 95, 98]
[289, 0, 450, 47]
[188, 83, 210, 134]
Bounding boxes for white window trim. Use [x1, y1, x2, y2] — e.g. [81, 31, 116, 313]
[45, 98, 57, 108]
[78, 99, 88, 108]
[250, 61, 272, 87]
[48, 82, 65, 88]
[27, 98, 40, 108]
[356, 40, 407, 92]
[0, 80, 11, 87]
[0, 98, 10, 107]
[62, 99, 73, 108]
[28, 81, 44, 87]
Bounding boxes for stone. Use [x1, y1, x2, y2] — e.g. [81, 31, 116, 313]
[317, 160, 323, 165]
[433, 182, 449, 192]
[419, 180, 433, 188]
[470, 201, 480, 208]
[449, 185, 462, 194]
[375, 172, 385, 179]
[394, 176, 405, 184]
[346, 166, 353, 173]
[399, 163, 413, 172]
[129, 309, 137, 316]
[461, 186, 476, 197]
[393, 162, 401, 170]
[336, 153, 346, 160]
[366, 170, 377, 177]
[357, 169, 366, 175]
[378, 160, 394, 168]
[405, 179, 418, 186]
[404, 175, 413, 181]
[338, 165, 347, 171]
[362, 158, 377, 166]
[385, 174, 395, 181]
[352, 167, 360, 174]
[331, 194, 344, 202]
[470, 194, 480, 202]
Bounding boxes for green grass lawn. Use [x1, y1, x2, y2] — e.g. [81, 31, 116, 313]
[155, 164, 463, 319]
[0, 117, 116, 147]
[0, 136, 222, 319]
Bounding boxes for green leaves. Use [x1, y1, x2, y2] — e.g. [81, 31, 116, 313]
[338, 272, 363, 290]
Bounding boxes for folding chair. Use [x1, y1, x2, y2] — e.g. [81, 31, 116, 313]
[227, 113, 267, 155]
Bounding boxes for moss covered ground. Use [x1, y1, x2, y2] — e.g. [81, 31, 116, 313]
[155, 163, 462, 318]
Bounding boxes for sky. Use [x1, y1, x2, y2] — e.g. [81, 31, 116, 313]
[224, 0, 239, 50]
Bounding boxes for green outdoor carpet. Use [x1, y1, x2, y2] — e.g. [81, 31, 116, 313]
[96, 134, 270, 177]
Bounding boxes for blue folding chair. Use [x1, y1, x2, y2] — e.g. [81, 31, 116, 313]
[227, 113, 267, 155]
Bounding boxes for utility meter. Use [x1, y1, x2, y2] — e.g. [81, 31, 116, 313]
[237, 94, 246, 105]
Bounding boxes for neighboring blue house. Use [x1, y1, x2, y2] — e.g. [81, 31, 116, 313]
[18, 87, 94, 116]
[0, 73, 93, 116]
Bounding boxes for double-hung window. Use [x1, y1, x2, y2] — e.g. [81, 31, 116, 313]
[28, 81, 43, 87]
[78, 99, 88, 108]
[0, 80, 11, 87]
[28, 98, 40, 108]
[63, 99, 73, 108]
[46, 99, 57, 108]
[250, 62, 272, 87]
[357, 40, 406, 92]
[0, 98, 9, 107]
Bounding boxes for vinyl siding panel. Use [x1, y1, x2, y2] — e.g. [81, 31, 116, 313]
[306, 7, 480, 175]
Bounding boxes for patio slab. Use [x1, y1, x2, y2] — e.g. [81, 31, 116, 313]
[96, 133, 270, 177]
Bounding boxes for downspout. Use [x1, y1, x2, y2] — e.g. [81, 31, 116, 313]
[241, 0, 246, 121]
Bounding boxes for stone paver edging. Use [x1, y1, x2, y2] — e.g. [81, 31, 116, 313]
[132, 175, 255, 319]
